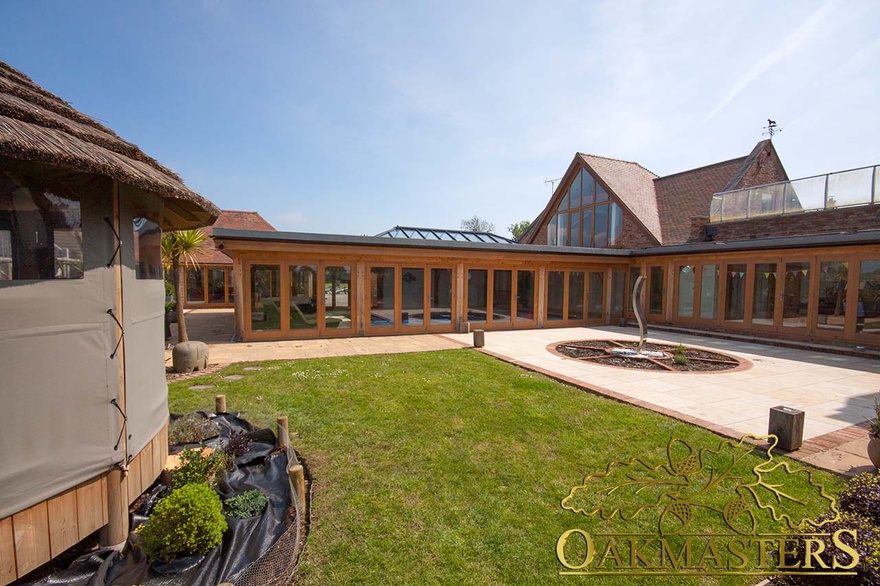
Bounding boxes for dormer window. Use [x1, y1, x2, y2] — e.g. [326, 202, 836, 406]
[547, 168, 622, 248]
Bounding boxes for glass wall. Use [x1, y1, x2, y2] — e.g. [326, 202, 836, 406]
[401, 267, 425, 326]
[547, 271, 565, 321]
[752, 263, 777, 326]
[493, 270, 512, 322]
[467, 269, 488, 322]
[782, 262, 810, 328]
[859, 260, 880, 335]
[185, 266, 235, 305]
[545, 167, 624, 249]
[817, 261, 847, 332]
[325, 266, 352, 330]
[699, 264, 718, 320]
[430, 268, 453, 325]
[516, 270, 535, 320]
[628, 268, 641, 313]
[725, 264, 747, 322]
[370, 267, 395, 327]
[290, 265, 318, 330]
[251, 265, 280, 331]
[677, 265, 695, 318]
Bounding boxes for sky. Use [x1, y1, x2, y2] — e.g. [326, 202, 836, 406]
[3, 1, 879, 238]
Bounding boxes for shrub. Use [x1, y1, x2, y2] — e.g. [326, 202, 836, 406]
[224, 489, 269, 519]
[839, 472, 880, 525]
[168, 413, 221, 445]
[224, 430, 253, 458]
[673, 344, 689, 366]
[138, 484, 227, 562]
[172, 447, 231, 489]
[870, 395, 880, 440]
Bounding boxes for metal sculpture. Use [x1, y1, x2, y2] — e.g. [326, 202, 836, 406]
[632, 275, 647, 351]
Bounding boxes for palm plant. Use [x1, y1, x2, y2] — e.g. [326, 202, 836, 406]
[161, 229, 209, 343]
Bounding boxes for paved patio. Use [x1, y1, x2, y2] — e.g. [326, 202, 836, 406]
[169, 310, 876, 475]
[441, 326, 879, 476]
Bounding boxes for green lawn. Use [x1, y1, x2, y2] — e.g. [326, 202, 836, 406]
[168, 349, 845, 585]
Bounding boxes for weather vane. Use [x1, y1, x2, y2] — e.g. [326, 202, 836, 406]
[762, 119, 782, 138]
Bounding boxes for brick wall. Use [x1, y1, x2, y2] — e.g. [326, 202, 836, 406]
[620, 214, 657, 249]
[734, 143, 788, 189]
[693, 204, 880, 242]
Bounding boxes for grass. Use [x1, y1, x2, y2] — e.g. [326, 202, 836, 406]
[168, 349, 845, 585]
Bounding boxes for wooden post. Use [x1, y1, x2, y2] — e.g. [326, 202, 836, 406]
[215, 395, 226, 414]
[288, 464, 306, 512]
[277, 416, 289, 449]
[102, 180, 129, 548]
[473, 329, 485, 348]
[99, 468, 128, 549]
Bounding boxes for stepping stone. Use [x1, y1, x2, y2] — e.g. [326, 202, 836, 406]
[189, 384, 215, 390]
[223, 375, 245, 381]
[243, 367, 263, 371]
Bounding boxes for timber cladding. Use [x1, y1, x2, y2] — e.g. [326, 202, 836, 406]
[0, 421, 168, 585]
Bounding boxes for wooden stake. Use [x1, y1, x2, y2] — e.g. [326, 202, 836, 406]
[277, 416, 289, 449]
[215, 395, 226, 414]
[288, 464, 305, 512]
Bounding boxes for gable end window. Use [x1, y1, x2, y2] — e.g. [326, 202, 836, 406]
[546, 168, 622, 248]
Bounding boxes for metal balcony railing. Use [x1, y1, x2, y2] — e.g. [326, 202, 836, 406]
[709, 164, 880, 223]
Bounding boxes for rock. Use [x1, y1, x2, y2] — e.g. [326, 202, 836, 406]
[172, 341, 209, 374]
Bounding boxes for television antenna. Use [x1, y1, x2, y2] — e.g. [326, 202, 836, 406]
[762, 119, 782, 138]
[544, 177, 562, 193]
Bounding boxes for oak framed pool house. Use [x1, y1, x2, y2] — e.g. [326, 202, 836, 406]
[214, 139, 880, 349]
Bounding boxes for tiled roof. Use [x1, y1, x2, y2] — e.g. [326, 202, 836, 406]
[579, 154, 662, 243]
[194, 210, 275, 264]
[654, 157, 748, 244]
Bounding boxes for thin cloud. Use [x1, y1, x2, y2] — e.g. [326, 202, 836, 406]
[703, 0, 839, 124]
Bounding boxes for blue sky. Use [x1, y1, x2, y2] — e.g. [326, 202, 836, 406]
[3, 1, 879, 237]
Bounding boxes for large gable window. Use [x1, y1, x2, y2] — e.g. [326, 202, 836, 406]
[546, 168, 621, 248]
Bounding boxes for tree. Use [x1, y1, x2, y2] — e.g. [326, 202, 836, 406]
[162, 229, 209, 343]
[461, 215, 495, 233]
[508, 220, 531, 240]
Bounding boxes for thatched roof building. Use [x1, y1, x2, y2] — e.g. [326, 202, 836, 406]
[0, 60, 219, 229]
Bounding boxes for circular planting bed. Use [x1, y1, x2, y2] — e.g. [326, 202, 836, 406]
[552, 340, 748, 372]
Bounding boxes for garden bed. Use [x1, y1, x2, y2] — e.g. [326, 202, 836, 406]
[553, 340, 746, 372]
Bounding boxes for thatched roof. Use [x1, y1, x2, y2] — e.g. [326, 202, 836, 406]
[0, 61, 219, 229]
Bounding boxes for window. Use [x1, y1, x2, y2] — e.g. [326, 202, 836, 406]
[588, 272, 604, 319]
[0, 172, 83, 280]
[546, 168, 622, 249]
[251, 265, 280, 331]
[516, 270, 535, 320]
[325, 266, 351, 329]
[782, 262, 810, 328]
[725, 264, 747, 322]
[699, 265, 719, 320]
[752, 263, 777, 326]
[493, 270, 512, 322]
[568, 271, 585, 320]
[370, 267, 395, 327]
[430, 268, 453, 325]
[467, 269, 488, 322]
[290, 265, 318, 330]
[677, 265, 695, 318]
[858, 261, 880, 335]
[547, 271, 565, 321]
[133, 217, 161, 279]
[401, 268, 425, 326]
[817, 261, 847, 331]
[186, 268, 205, 303]
[649, 266, 664, 315]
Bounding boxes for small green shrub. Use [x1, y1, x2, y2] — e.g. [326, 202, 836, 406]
[673, 344, 689, 366]
[869, 395, 880, 440]
[138, 483, 227, 562]
[169, 413, 221, 445]
[172, 447, 231, 489]
[224, 489, 269, 519]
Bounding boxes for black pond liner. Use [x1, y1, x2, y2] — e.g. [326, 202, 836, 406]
[25, 413, 301, 586]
